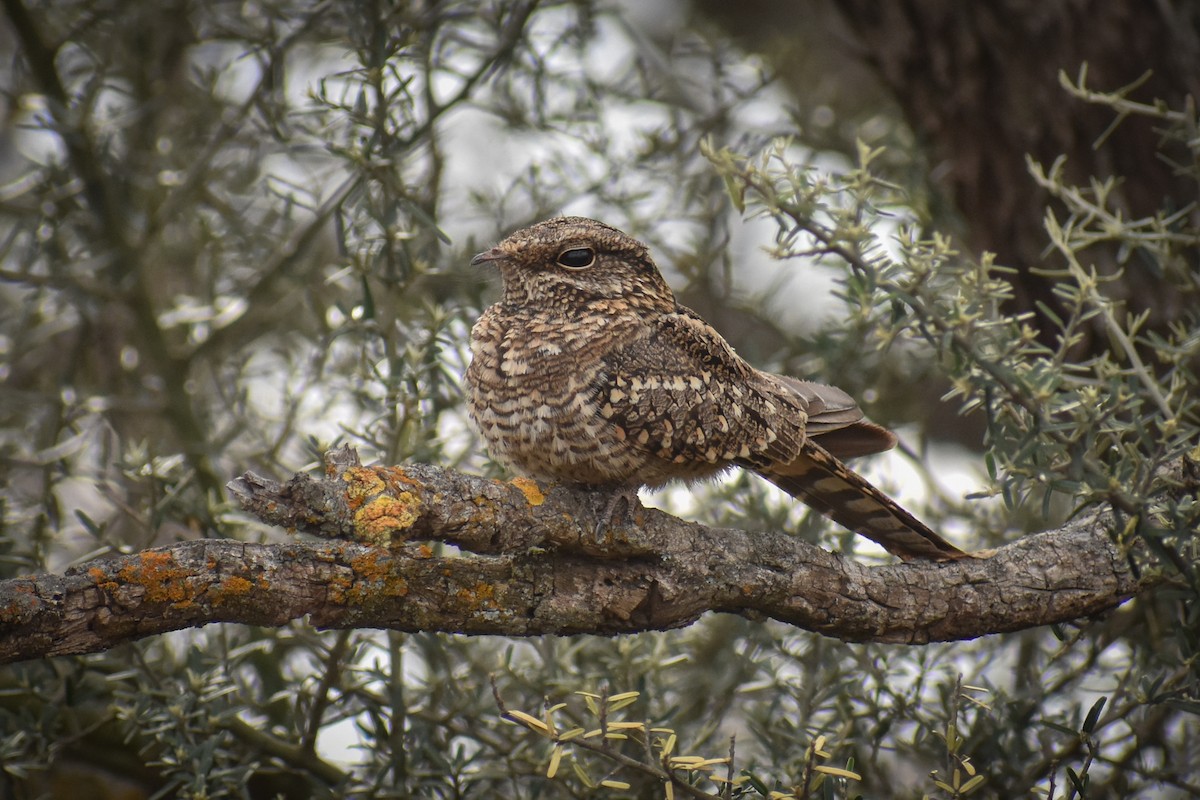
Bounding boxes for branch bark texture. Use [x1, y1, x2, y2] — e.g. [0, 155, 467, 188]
[0, 447, 1143, 663]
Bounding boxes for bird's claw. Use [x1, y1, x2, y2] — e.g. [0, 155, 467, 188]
[592, 486, 642, 541]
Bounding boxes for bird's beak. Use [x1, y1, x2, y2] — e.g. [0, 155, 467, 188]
[470, 247, 506, 267]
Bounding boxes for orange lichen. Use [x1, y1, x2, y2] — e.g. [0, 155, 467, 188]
[0, 581, 37, 622]
[88, 567, 119, 593]
[379, 466, 423, 488]
[339, 465, 422, 543]
[207, 576, 254, 604]
[342, 467, 387, 510]
[353, 493, 420, 544]
[510, 476, 545, 506]
[456, 581, 496, 610]
[339, 550, 410, 605]
[117, 551, 194, 608]
[349, 549, 389, 583]
[325, 571, 353, 605]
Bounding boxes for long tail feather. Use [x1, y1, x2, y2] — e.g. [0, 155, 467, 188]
[760, 442, 968, 561]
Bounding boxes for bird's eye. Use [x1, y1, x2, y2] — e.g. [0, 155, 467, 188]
[556, 247, 595, 269]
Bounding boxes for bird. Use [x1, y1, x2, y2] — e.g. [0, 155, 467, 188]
[465, 216, 968, 561]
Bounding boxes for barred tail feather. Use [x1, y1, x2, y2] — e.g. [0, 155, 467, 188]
[760, 442, 968, 562]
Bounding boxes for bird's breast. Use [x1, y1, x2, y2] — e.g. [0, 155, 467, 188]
[466, 305, 655, 484]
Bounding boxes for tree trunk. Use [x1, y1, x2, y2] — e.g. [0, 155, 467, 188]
[697, 0, 1200, 347]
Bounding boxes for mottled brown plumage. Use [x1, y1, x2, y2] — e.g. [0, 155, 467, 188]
[465, 217, 967, 561]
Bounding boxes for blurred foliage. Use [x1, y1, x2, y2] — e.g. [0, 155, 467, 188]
[1, 1, 1198, 798]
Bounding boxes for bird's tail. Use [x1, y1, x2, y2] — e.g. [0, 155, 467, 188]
[759, 442, 969, 561]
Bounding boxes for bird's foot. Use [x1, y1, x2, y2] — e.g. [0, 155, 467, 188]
[593, 486, 643, 540]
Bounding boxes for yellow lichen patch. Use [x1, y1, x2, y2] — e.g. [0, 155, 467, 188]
[456, 581, 496, 610]
[510, 476, 545, 506]
[352, 492, 420, 544]
[118, 551, 194, 608]
[342, 466, 387, 510]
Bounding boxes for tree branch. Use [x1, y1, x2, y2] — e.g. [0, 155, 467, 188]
[0, 447, 1148, 663]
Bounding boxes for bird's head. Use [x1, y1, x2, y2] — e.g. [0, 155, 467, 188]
[471, 217, 676, 311]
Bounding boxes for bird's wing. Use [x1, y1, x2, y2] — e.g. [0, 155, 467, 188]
[600, 307, 968, 561]
[595, 308, 809, 471]
[775, 377, 899, 460]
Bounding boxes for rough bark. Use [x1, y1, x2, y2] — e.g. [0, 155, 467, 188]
[0, 447, 1145, 663]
